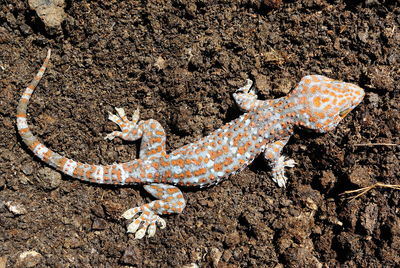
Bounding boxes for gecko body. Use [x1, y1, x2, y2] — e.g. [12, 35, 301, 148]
[17, 50, 364, 239]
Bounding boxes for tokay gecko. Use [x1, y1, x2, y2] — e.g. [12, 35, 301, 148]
[17, 50, 364, 239]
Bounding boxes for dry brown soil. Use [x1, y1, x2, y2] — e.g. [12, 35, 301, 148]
[1, 0, 399, 267]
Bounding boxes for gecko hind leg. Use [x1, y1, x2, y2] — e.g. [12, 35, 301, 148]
[122, 183, 186, 239]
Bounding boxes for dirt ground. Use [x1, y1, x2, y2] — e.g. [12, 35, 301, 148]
[1, 0, 399, 267]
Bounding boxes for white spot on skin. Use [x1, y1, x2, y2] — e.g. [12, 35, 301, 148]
[33, 144, 48, 159]
[63, 160, 77, 176]
[173, 166, 182, 174]
[93, 166, 104, 183]
[118, 164, 126, 184]
[17, 118, 28, 129]
[206, 160, 214, 167]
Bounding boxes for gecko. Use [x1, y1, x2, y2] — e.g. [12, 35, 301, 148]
[17, 49, 365, 239]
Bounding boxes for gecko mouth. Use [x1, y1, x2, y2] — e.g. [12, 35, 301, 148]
[339, 107, 352, 118]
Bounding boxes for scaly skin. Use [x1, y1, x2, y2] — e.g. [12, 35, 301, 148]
[17, 50, 365, 239]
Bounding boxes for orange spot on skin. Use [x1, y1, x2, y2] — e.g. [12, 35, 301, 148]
[299, 96, 307, 104]
[323, 104, 332, 112]
[123, 163, 134, 173]
[73, 165, 84, 178]
[167, 187, 179, 194]
[43, 150, 53, 161]
[155, 131, 164, 135]
[214, 163, 223, 172]
[165, 170, 172, 178]
[237, 147, 246, 155]
[315, 112, 326, 119]
[176, 159, 185, 168]
[85, 166, 97, 179]
[266, 152, 274, 159]
[224, 157, 233, 166]
[151, 185, 160, 190]
[19, 128, 29, 133]
[194, 168, 207, 176]
[338, 99, 346, 106]
[151, 137, 162, 143]
[313, 96, 321, 108]
[29, 141, 40, 151]
[210, 151, 217, 161]
[309, 117, 317, 122]
[311, 76, 320, 83]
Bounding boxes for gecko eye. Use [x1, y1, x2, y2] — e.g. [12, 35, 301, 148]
[339, 107, 352, 118]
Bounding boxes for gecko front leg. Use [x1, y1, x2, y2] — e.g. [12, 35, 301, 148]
[105, 107, 166, 159]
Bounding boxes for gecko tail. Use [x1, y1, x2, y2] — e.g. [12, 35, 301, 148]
[16, 49, 133, 185]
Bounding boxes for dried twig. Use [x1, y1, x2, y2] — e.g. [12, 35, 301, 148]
[341, 182, 400, 201]
[352, 143, 399, 146]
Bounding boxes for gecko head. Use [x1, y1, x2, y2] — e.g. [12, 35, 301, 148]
[291, 75, 364, 133]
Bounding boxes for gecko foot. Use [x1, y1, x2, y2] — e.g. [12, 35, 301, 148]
[236, 79, 255, 94]
[272, 156, 297, 188]
[105, 107, 142, 141]
[122, 205, 166, 239]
